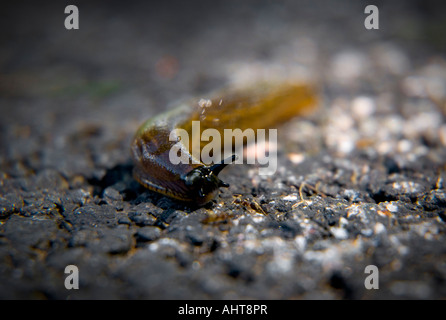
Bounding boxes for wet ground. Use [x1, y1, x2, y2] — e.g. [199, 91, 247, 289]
[1, 0, 446, 299]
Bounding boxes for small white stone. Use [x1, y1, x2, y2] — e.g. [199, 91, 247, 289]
[351, 96, 375, 119]
[331, 227, 348, 240]
[386, 203, 399, 213]
[374, 222, 386, 234]
[282, 194, 298, 201]
[397, 139, 412, 153]
[288, 153, 305, 165]
[331, 51, 368, 84]
[361, 228, 373, 237]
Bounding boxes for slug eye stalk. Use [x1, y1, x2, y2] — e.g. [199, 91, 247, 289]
[209, 154, 238, 176]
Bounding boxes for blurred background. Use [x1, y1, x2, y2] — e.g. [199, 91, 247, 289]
[1, 0, 445, 179]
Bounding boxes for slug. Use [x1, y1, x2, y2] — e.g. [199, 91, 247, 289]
[131, 81, 318, 206]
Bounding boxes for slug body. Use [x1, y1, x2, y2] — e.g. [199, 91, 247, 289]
[131, 82, 317, 206]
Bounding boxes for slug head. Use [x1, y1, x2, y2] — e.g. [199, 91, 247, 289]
[183, 155, 237, 205]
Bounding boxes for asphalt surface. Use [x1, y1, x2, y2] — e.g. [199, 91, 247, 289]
[1, 0, 446, 299]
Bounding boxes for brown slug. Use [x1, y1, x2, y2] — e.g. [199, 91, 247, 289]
[131, 81, 317, 206]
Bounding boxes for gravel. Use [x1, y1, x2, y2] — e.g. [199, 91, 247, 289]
[1, 0, 445, 299]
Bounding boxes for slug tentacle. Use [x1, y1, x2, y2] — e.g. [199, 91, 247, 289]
[209, 154, 238, 176]
[131, 82, 318, 206]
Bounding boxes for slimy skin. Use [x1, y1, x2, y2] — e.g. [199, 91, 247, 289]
[131, 82, 317, 206]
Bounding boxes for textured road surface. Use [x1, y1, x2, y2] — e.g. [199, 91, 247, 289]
[1, 0, 446, 299]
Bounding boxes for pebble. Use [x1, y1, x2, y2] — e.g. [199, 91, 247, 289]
[128, 211, 157, 226]
[103, 187, 123, 202]
[135, 226, 162, 242]
[330, 227, 349, 240]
